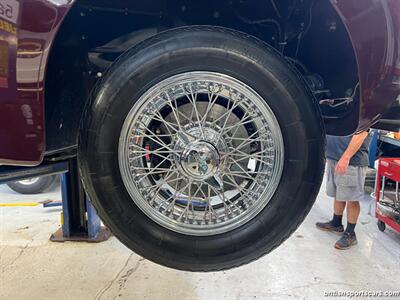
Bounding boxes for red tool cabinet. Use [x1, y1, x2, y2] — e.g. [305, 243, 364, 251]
[375, 158, 400, 233]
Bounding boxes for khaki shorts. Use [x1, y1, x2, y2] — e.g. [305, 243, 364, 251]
[326, 159, 367, 202]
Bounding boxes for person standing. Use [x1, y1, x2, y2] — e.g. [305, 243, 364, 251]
[316, 131, 371, 249]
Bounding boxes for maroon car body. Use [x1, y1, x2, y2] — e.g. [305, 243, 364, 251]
[0, 0, 399, 166]
[1, 0, 400, 272]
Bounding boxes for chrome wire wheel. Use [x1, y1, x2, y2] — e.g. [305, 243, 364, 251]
[119, 72, 284, 236]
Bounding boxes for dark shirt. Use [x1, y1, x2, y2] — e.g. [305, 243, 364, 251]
[326, 134, 371, 167]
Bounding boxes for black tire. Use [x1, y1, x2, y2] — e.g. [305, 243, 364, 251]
[377, 220, 386, 232]
[79, 26, 325, 271]
[7, 175, 57, 194]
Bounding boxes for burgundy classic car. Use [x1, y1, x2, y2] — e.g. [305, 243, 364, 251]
[0, 0, 399, 271]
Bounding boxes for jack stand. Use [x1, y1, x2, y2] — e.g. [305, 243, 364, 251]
[50, 157, 111, 243]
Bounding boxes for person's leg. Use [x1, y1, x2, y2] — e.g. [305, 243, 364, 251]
[335, 200, 360, 249]
[316, 161, 345, 233]
[316, 199, 345, 232]
[331, 199, 346, 227]
[334, 199, 346, 215]
[345, 201, 360, 233]
[334, 165, 364, 249]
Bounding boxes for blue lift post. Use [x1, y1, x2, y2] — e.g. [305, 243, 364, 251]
[0, 155, 110, 242]
[50, 157, 111, 242]
[369, 129, 379, 168]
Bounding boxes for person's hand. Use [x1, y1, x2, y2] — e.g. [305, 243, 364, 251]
[335, 156, 350, 175]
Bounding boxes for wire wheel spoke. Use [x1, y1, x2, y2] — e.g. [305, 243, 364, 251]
[119, 72, 284, 236]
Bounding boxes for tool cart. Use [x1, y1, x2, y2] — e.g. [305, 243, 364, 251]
[375, 158, 400, 233]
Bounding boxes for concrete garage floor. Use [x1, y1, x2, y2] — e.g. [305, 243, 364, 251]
[1, 175, 400, 300]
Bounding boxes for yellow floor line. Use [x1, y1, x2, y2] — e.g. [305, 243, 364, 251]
[0, 203, 40, 207]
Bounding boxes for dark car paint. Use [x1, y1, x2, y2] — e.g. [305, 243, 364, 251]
[333, 0, 400, 129]
[0, 0, 71, 166]
[0, 0, 399, 166]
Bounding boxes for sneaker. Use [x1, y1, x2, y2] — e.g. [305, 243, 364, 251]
[335, 232, 358, 250]
[315, 221, 344, 233]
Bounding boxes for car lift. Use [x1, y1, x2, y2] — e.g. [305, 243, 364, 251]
[0, 156, 111, 243]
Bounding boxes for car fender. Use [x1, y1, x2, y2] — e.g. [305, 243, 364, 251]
[331, 0, 400, 131]
[0, 0, 74, 166]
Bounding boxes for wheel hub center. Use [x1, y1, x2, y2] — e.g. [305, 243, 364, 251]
[180, 141, 220, 180]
